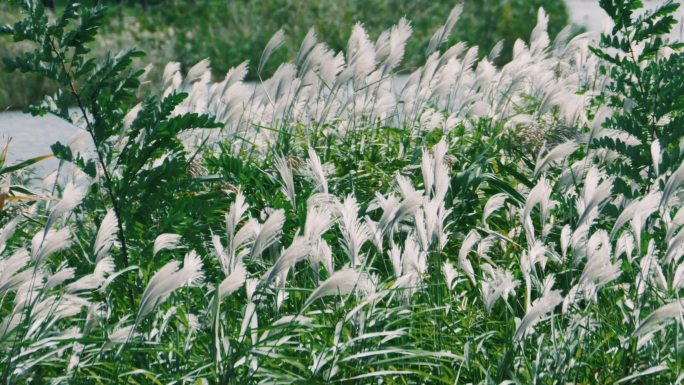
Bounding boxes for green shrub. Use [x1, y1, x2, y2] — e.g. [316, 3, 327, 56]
[0, 3, 57, 110]
[591, 0, 684, 197]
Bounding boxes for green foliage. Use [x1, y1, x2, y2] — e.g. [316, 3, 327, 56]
[0, 2, 56, 110]
[1, 0, 221, 285]
[591, 0, 684, 196]
[457, 0, 569, 64]
[4, 0, 570, 81]
[0, 3, 226, 380]
[132, 0, 568, 78]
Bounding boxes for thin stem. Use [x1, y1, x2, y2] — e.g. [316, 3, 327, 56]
[46, 36, 131, 270]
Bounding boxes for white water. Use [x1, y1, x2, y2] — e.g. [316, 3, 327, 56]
[0, 111, 88, 174]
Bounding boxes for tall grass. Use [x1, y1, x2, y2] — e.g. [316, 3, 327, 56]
[0, 0, 570, 111]
[1, 1, 683, 384]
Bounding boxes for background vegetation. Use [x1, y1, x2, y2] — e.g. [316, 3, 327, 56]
[0, 0, 569, 110]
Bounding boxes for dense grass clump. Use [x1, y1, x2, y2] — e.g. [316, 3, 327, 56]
[0, 0, 683, 384]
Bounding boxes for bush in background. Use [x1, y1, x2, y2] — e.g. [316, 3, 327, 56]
[0, 3, 57, 110]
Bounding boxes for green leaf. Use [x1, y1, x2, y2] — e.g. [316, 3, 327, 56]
[0, 153, 52, 175]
